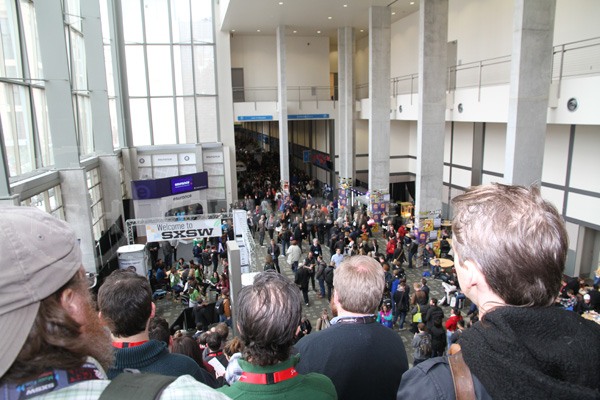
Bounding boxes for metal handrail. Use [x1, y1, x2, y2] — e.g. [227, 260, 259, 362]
[233, 36, 600, 104]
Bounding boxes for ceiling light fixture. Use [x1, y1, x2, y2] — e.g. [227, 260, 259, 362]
[257, 29, 261, 32]
[360, 29, 364, 32]
[293, 30, 297, 33]
[231, 29, 235, 32]
[317, 30, 321, 34]
[343, 4, 348, 7]
[278, 1, 283, 4]
[392, 11, 396, 15]
[410, 1, 415, 5]
[328, 16, 332, 20]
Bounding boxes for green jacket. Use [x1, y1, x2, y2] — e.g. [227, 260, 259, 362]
[219, 355, 336, 399]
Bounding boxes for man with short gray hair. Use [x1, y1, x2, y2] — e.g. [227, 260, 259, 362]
[295, 255, 408, 399]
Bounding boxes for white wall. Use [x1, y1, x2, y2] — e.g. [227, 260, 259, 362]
[554, 0, 600, 44]
[570, 125, 600, 193]
[230, 35, 330, 89]
[448, 0, 513, 64]
[390, 11, 419, 78]
[542, 124, 570, 186]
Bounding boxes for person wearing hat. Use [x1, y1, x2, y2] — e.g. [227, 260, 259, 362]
[0, 206, 228, 399]
[578, 293, 593, 314]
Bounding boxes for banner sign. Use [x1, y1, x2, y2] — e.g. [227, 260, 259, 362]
[145, 219, 222, 242]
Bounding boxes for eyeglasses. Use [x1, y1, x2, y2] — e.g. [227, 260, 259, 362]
[85, 272, 98, 289]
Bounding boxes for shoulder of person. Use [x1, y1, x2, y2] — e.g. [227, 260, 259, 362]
[161, 375, 230, 399]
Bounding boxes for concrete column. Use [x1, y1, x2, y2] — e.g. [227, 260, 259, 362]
[81, 0, 113, 154]
[34, 0, 81, 168]
[504, 0, 556, 186]
[99, 155, 125, 224]
[215, 10, 238, 205]
[276, 25, 290, 190]
[60, 168, 97, 272]
[415, 0, 448, 219]
[338, 27, 355, 186]
[368, 7, 391, 195]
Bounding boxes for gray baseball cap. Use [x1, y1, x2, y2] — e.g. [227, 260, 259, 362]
[0, 206, 82, 378]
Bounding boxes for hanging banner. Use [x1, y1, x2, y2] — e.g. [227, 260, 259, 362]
[145, 219, 222, 242]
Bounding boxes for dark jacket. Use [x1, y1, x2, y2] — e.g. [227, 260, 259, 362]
[108, 340, 217, 388]
[424, 305, 444, 330]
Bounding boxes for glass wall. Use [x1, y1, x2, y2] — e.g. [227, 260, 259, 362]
[0, 0, 53, 178]
[119, 0, 217, 146]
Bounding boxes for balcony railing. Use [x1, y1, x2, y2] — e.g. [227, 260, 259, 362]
[233, 37, 600, 104]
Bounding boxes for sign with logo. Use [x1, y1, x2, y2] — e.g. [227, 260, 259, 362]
[145, 219, 222, 242]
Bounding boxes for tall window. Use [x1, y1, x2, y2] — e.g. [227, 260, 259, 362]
[64, 0, 94, 157]
[120, 0, 217, 145]
[21, 184, 65, 220]
[0, 0, 53, 178]
[87, 167, 105, 240]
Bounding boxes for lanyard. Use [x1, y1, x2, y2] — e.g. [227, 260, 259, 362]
[1, 362, 102, 400]
[112, 340, 148, 348]
[239, 366, 298, 385]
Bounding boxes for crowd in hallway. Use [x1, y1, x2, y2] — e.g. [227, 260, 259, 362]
[2, 180, 600, 399]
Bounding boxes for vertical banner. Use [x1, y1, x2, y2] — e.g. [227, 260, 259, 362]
[369, 189, 389, 224]
[338, 177, 352, 213]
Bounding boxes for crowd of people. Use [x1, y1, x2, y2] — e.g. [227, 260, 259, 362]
[1, 181, 600, 399]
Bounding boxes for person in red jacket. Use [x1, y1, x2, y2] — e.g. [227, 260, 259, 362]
[386, 237, 397, 262]
[445, 308, 463, 350]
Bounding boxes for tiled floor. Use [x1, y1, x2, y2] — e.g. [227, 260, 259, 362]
[156, 229, 460, 365]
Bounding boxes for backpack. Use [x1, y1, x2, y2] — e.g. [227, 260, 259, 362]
[99, 372, 176, 400]
[419, 334, 433, 358]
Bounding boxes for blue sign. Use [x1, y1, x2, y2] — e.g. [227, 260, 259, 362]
[288, 114, 330, 120]
[303, 150, 311, 163]
[237, 115, 273, 121]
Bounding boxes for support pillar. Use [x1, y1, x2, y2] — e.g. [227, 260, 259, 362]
[415, 0, 448, 220]
[504, 0, 555, 186]
[368, 7, 391, 224]
[338, 27, 355, 193]
[276, 26, 290, 193]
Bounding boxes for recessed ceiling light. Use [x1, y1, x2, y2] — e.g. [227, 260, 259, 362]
[278, 1, 283, 4]
[293, 30, 297, 33]
[392, 11, 396, 15]
[231, 29, 235, 32]
[317, 30, 321, 34]
[328, 16, 332, 20]
[410, 1, 415, 4]
[360, 29, 364, 32]
[343, 4, 348, 7]
[257, 29, 261, 32]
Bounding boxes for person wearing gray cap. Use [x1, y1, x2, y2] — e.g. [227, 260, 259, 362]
[0, 206, 230, 399]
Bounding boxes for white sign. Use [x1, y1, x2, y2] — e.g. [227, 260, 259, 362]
[152, 154, 178, 166]
[203, 151, 224, 164]
[145, 219, 222, 242]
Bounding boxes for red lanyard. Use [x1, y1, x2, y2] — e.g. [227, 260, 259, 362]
[112, 340, 148, 348]
[239, 366, 298, 385]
